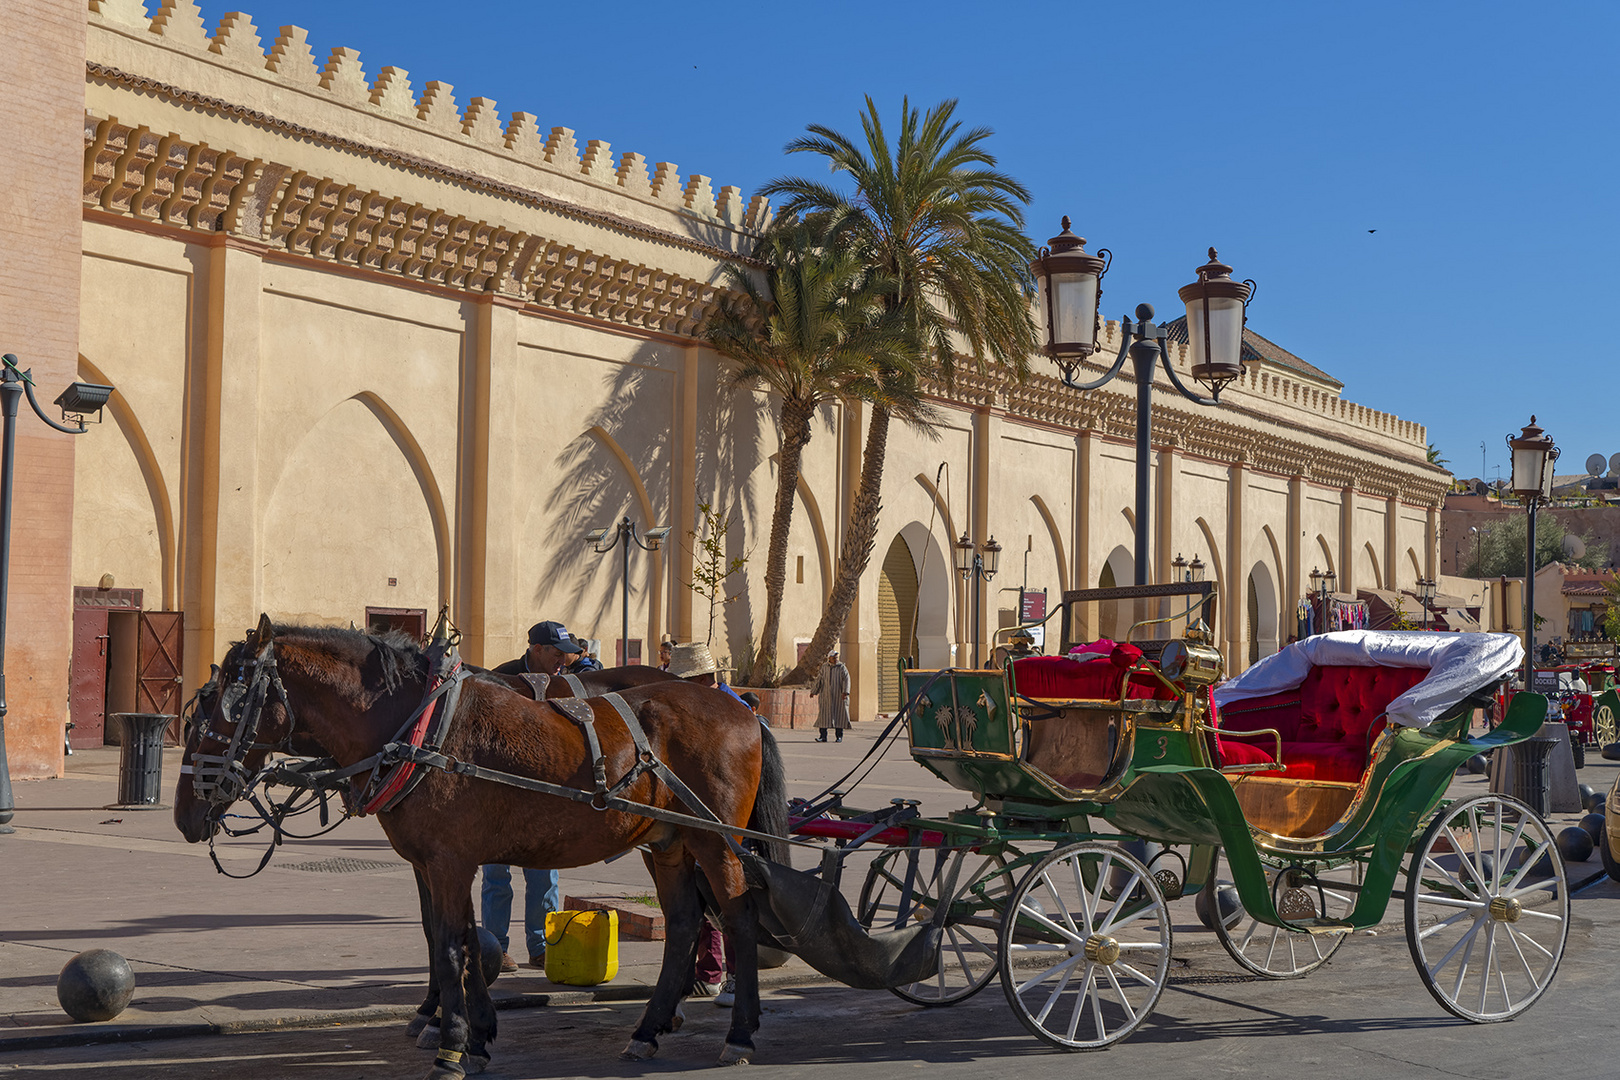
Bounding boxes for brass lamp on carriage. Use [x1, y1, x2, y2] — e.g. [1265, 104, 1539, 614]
[1031, 223, 1253, 587]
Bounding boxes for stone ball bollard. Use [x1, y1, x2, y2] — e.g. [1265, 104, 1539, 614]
[57, 949, 135, 1022]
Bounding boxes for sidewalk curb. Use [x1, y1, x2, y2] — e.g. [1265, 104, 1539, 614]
[0, 968, 827, 1053]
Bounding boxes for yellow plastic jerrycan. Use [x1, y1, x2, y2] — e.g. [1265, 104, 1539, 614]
[543, 909, 619, 986]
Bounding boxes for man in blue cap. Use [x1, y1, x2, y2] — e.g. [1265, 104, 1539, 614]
[482, 620, 581, 971]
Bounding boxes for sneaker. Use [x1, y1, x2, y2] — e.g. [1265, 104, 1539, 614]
[714, 976, 736, 1008]
[498, 952, 518, 973]
[691, 980, 721, 997]
[526, 954, 545, 970]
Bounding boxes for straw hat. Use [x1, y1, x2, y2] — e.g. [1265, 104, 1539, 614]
[667, 642, 721, 679]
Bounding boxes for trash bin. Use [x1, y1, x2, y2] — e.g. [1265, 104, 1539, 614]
[1509, 736, 1558, 818]
[110, 713, 172, 810]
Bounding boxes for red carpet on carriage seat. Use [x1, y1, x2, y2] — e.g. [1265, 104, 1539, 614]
[1213, 664, 1428, 781]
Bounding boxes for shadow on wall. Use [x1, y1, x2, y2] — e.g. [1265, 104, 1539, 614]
[530, 342, 764, 656]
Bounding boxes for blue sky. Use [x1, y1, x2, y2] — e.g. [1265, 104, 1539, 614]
[191, 0, 1620, 482]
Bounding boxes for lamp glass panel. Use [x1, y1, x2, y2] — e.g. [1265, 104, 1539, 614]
[982, 541, 1002, 577]
[1541, 454, 1559, 499]
[1185, 295, 1246, 371]
[953, 537, 973, 574]
[1050, 271, 1099, 351]
[1510, 445, 1545, 494]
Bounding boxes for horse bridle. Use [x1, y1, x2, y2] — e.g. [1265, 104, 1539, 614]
[191, 641, 296, 807]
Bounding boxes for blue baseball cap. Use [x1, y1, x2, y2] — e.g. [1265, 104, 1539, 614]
[528, 620, 583, 653]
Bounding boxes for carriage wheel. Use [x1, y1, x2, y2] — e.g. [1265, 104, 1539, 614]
[1405, 794, 1568, 1022]
[1595, 702, 1618, 747]
[857, 847, 1013, 1006]
[1202, 850, 1358, 979]
[998, 843, 1171, 1050]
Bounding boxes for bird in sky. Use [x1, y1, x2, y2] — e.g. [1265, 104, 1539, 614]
[1368, 229, 1377, 233]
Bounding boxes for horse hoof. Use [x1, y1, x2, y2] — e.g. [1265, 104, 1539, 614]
[719, 1042, 755, 1065]
[416, 1022, 443, 1049]
[405, 1013, 433, 1039]
[465, 1053, 490, 1076]
[670, 1004, 686, 1032]
[424, 1055, 466, 1079]
[621, 1038, 658, 1061]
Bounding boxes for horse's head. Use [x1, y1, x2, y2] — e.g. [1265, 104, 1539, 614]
[174, 615, 294, 843]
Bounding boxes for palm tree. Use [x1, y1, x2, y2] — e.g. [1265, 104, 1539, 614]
[764, 96, 1039, 686]
[704, 212, 912, 686]
[1426, 443, 1449, 467]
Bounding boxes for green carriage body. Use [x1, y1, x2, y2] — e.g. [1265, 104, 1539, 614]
[900, 583, 1545, 933]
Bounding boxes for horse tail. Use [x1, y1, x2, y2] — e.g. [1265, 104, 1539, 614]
[748, 724, 793, 866]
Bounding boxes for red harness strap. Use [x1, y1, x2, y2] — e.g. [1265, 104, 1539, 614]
[360, 663, 460, 816]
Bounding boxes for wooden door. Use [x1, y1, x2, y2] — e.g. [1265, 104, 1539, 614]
[70, 607, 110, 749]
[136, 610, 184, 743]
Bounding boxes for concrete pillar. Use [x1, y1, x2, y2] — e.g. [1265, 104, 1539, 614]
[971, 407, 993, 660]
[1154, 443, 1177, 585]
[1339, 485, 1356, 595]
[1425, 503, 1440, 581]
[453, 298, 520, 667]
[1385, 494, 1400, 592]
[1227, 460, 1247, 669]
[672, 346, 700, 644]
[837, 398, 877, 721]
[183, 240, 264, 691]
[1075, 430, 1096, 595]
[1287, 474, 1304, 631]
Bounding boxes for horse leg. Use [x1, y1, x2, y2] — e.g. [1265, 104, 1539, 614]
[407, 867, 442, 1041]
[421, 869, 484, 1079]
[623, 849, 705, 1060]
[689, 837, 763, 1065]
[462, 920, 498, 1064]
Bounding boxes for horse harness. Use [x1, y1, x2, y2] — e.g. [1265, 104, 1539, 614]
[197, 639, 781, 857]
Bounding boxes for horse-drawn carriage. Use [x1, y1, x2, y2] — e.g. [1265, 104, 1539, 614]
[176, 584, 1567, 1072]
[791, 583, 1567, 1049]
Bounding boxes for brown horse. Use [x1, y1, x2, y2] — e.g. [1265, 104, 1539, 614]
[174, 621, 788, 1076]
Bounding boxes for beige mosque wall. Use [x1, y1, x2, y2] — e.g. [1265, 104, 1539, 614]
[0, 0, 1452, 774]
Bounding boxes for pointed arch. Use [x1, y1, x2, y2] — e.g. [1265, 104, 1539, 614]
[1029, 494, 1071, 595]
[1314, 534, 1336, 576]
[1360, 540, 1383, 590]
[78, 354, 176, 608]
[795, 474, 832, 604]
[1194, 517, 1223, 586]
[1407, 547, 1423, 583]
[355, 392, 453, 608]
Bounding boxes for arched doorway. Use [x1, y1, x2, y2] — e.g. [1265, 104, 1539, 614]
[1246, 560, 1280, 667]
[1097, 545, 1134, 641]
[877, 535, 920, 711]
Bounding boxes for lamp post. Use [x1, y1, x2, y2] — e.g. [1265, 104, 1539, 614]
[1416, 576, 1437, 631]
[583, 516, 670, 666]
[1507, 416, 1559, 687]
[1032, 220, 1254, 585]
[954, 533, 1001, 668]
[1307, 566, 1337, 637]
[0, 354, 114, 835]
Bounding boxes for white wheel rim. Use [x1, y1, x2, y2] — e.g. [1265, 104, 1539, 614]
[861, 850, 1006, 1003]
[1001, 844, 1170, 1049]
[1408, 796, 1568, 1022]
[1209, 855, 1357, 978]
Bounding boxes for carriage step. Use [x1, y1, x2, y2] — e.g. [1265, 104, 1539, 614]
[1289, 917, 1355, 935]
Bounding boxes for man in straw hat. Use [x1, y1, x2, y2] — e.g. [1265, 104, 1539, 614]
[666, 641, 744, 702]
[810, 650, 851, 743]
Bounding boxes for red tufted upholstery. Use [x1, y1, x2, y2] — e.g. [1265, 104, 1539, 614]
[1213, 665, 1428, 781]
[1012, 651, 1176, 702]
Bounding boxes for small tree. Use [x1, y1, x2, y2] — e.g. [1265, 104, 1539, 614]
[1461, 514, 1607, 578]
[1602, 577, 1620, 640]
[687, 500, 748, 647]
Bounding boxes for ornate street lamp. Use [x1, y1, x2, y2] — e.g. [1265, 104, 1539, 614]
[584, 517, 669, 666]
[955, 533, 1001, 668]
[1306, 566, 1337, 637]
[0, 354, 114, 835]
[1172, 553, 1187, 581]
[1416, 576, 1437, 631]
[1188, 554, 1206, 583]
[1507, 416, 1559, 685]
[1033, 225, 1254, 585]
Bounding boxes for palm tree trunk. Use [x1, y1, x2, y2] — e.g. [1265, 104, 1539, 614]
[782, 404, 891, 686]
[747, 396, 815, 686]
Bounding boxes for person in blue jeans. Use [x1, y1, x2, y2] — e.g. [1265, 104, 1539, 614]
[481, 864, 560, 971]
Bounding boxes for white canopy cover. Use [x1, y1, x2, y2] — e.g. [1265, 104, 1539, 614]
[1211, 631, 1523, 728]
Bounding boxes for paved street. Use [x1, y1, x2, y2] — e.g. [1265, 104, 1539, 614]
[2, 724, 1618, 1078]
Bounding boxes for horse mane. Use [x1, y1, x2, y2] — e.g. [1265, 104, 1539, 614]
[225, 624, 430, 695]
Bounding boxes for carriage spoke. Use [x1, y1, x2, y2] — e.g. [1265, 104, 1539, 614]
[1033, 960, 1079, 1026]
[1104, 968, 1137, 1023]
[1407, 795, 1569, 1023]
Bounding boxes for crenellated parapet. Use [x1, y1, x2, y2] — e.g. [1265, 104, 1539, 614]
[84, 1, 773, 242]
